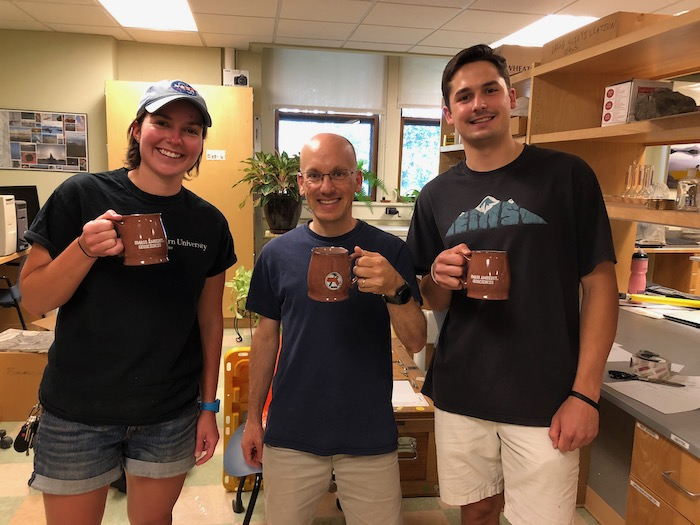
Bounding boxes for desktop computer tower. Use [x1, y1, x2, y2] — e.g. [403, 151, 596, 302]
[15, 200, 29, 251]
[0, 195, 17, 256]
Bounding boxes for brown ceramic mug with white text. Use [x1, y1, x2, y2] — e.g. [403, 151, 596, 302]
[113, 213, 169, 266]
[463, 250, 510, 300]
[307, 246, 357, 302]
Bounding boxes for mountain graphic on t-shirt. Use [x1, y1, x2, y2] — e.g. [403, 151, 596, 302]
[446, 195, 546, 236]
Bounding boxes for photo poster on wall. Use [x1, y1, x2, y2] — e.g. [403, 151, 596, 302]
[0, 109, 88, 172]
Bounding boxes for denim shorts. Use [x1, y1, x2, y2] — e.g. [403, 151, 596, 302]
[29, 404, 198, 495]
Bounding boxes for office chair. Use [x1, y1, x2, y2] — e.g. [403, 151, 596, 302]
[223, 423, 263, 525]
[0, 259, 27, 330]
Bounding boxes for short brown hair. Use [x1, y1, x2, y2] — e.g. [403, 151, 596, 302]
[442, 44, 511, 110]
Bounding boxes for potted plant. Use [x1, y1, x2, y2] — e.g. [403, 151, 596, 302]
[234, 150, 302, 234]
[224, 266, 258, 342]
[355, 159, 387, 208]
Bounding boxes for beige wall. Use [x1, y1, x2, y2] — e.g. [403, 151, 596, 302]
[0, 30, 224, 205]
[0, 30, 116, 204]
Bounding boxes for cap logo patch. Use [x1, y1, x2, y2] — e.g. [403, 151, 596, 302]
[170, 80, 197, 97]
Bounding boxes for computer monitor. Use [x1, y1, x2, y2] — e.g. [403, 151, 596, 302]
[0, 186, 40, 228]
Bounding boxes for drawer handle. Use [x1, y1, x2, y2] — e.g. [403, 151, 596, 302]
[662, 470, 700, 498]
[398, 436, 417, 461]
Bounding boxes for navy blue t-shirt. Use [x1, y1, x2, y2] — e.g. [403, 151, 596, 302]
[247, 220, 421, 456]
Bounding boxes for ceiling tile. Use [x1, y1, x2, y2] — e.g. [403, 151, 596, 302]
[280, 0, 371, 22]
[13, 0, 97, 4]
[344, 40, 412, 52]
[195, 14, 275, 36]
[443, 9, 539, 33]
[0, 1, 35, 20]
[15, 2, 116, 25]
[44, 23, 132, 39]
[410, 44, 464, 56]
[468, 0, 572, 15]
[189, 0, 278, 17]
[364, 3, 462, 28]
[561, 0, 700, 16]
[377, 0, 475, 7]
[274, 36, 346, 48]
[277, 19, 356, 40]
[0, 19, 48, 30]
[202, 33, 271, 49]
[419, 29, 504, 47]
[350, 24, 433, 44]
[123, 28, 204, 47]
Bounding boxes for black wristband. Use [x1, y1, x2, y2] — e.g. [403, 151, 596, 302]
[77, 238, 98, 259]
[570, 390, 599, 411]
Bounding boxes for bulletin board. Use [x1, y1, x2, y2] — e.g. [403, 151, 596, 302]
[0, 109, 88, 172]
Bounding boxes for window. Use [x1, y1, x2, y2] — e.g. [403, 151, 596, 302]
[276, 109, 380, 198]
[399, 108, 441, 198]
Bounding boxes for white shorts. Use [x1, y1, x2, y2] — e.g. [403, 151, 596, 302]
[262, 445, 403, 525]
[434, 408, 579, 525]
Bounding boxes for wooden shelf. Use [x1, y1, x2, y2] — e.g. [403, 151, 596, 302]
[530, 111, 700, 147]
[606, 201, 700, 229]
[0, 250, 28, 266]
[439, 144, 463, 154]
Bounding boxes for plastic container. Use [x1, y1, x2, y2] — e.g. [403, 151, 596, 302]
[676, 165, 698, 211]
[628, 249, 649, 294]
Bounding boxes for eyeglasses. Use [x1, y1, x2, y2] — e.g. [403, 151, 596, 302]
[301, 169, 357, 184]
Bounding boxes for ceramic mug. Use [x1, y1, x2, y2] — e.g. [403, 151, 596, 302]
[307, 246, 357, 302]
[463, 250, 510, 300]
[113, 213, 169, 266]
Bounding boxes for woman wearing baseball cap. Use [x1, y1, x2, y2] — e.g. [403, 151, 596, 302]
[20, 79, 236, 524]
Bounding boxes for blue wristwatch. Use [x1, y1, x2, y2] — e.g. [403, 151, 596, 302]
[199, 399, 220, 413]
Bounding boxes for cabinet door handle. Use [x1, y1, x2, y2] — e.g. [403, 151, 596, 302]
[397, 436, 417, 461]
[662, 470, 700, 498]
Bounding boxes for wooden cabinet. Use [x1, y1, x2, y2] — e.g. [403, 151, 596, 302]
[627, 422, 700, 524]
[525, 9, 700, 289]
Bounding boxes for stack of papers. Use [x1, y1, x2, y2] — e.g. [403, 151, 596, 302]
[0, 329, 54, 353]
[392, 380, 429, 407]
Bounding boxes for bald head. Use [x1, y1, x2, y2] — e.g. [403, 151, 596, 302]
[300, 133, 357, 171]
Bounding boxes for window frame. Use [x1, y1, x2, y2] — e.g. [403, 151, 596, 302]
[398, 115, 441, 198]
[275, 109, 381, 199]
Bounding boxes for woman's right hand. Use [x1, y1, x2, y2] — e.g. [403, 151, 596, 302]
[79, 209, 124, 258]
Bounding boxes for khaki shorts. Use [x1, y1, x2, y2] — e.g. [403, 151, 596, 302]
[262, 445, 402, 525]
[435, 408, 579, 525]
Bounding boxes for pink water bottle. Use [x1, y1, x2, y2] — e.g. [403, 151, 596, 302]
[628, 250, 648, 294]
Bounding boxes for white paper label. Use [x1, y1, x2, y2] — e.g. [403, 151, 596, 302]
[206, 150, 226, 161]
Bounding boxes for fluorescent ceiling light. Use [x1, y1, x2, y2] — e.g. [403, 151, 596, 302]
[99, 0, 197, 32]
[491, 15, 598, 48]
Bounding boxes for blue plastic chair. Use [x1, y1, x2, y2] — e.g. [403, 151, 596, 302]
[223, 424, 263, 524]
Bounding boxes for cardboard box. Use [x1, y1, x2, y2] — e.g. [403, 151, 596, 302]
[493, 45, 541, 76]
[0, 352, 47, 421]
[601, 79, 673, 126]
[541, 12, 669, 63]
[510, 116, 527, 136]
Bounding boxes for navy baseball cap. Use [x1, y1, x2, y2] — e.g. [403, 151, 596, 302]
[136, 79, 212, 128]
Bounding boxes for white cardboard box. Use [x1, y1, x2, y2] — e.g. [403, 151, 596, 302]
[601, 79, 673, 126]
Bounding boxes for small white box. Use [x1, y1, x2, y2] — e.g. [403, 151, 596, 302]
[601, 79, 673, 126]
[223, 69, 249, 87]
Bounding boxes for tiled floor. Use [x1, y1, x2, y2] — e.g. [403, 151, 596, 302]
[0, 330, 601, 525]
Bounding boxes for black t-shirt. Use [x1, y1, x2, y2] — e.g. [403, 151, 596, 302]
[26, 168, 236, 425]
[407, 145, 616, 426]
